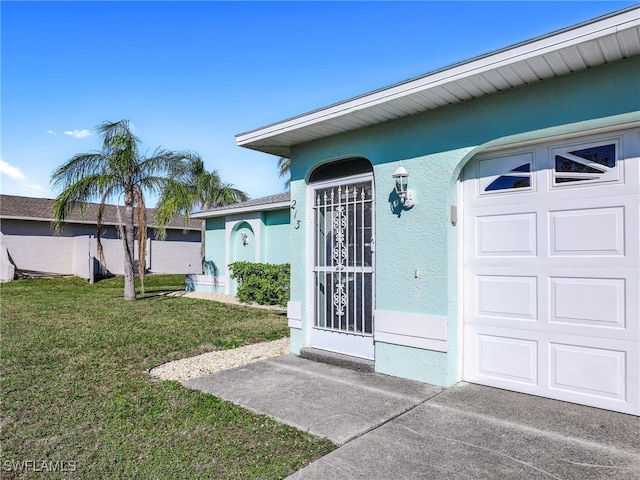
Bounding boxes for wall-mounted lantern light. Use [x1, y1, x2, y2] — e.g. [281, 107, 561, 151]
[241, 232, 249, 246]
[392, 164, 416, 209]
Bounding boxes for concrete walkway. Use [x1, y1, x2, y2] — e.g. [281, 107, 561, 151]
[184, 355, 640, 480]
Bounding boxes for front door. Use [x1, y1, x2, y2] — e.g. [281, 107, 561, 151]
[310, 173, 375, 359]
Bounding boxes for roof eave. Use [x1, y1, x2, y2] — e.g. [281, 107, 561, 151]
[236, 6, 640, 157]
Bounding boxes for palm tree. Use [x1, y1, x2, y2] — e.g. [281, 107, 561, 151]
[278, 156, 291, 189]
[153, 156, 248, 263]
[154, 155, 247, 231]
[51, 120, 193, 300]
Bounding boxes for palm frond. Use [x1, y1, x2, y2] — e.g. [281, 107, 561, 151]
[210, 183, 248, 209]
[141, 149, 195, 178]
[50, 153, 108, 190]
[153, 178, 195, 239]
[98, 120, 139, 155]
[278, 157, 291, 189]
[51, 174, 115, 231]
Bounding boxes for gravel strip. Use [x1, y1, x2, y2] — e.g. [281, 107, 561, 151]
[150, 291, 289, 381]
[149, 337, 291, 382]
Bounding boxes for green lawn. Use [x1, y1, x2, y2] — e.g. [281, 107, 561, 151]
[0, 275, 334, 479]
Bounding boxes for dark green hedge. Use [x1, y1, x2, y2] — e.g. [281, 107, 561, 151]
[228, 262, 290, 307]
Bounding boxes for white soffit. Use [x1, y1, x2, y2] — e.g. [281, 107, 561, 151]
[236, 7, 640, 157]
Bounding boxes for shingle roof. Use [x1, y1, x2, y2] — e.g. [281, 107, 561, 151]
[0, 195, 201, 230]
[210, 192, 290, 211]
[193, 192, 290, 218]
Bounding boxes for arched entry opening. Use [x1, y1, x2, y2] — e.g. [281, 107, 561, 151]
[229, 221, 255, 294]
[307, 157, 375, 359]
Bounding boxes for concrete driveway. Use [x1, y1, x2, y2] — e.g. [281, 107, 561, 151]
[184, 355, 640, 479]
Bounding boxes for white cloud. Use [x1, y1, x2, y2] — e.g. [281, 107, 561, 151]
[64, 129, 92, 139]
[47, 129, 57, 135]
[24, 183, 44, 192]
[0, 159, 27, 181]
[0, 159, 45, 195]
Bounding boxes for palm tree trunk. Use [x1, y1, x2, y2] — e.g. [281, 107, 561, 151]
[200, 219, 205, 273]
[123, 204, 137, 300]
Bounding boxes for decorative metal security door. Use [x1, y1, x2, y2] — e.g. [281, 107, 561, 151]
[311, 174, 374, 359]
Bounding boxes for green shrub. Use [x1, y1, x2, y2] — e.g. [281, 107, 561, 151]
[229, 262, 290, 307]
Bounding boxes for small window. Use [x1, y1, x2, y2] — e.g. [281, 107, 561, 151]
[484, 164, 532, 192]
[553, 143, 617, 185]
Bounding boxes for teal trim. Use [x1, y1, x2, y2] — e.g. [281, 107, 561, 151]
[263, 208, 289, 227]
[261, 209, 290, 264]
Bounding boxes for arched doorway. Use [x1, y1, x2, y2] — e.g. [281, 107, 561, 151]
[229, 222, 255, 294]
[308, 157, 375, 359]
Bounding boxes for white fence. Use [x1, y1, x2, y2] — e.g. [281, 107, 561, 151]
[1, 233, 202, 281]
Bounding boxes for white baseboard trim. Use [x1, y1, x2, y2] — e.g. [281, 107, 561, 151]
[288, 301, 302, 329]
[375, 310, 447, 352]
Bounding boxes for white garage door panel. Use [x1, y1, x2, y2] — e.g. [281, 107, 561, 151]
[477, 275, 537, 321]
[476, 213, 537, 256]
[467, 196, 639, 268]
[550, 277, 626, 328]
[464, 325, 639, 414]
[466, 267, 637, 342]
[550, 343, 626, 400]
[550, 206, 625, 256]
[474, 332, 538, 386]
[463, 128, 639, 415]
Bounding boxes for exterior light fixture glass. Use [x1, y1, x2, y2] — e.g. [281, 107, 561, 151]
[392, 164, 416, 208]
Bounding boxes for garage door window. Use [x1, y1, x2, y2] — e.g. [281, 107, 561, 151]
[553, 142, 618, 185]
[484, 163, 532, 192]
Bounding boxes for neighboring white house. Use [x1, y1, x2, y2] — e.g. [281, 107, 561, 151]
[236, 7, 640, 415]
[0, 194, 203, 282]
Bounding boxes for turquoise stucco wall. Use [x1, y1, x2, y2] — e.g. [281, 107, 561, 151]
[195, 217, 226, 293]
[288, 57, 640, 385]
[261, 209, 291, 264]
[204, 217, 226, 274]
[197, 208, 291, 294]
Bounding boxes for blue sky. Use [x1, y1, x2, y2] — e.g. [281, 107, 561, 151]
[1, 1, 636, 205]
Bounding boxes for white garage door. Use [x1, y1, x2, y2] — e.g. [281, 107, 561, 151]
[462, 128, 639, 415]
